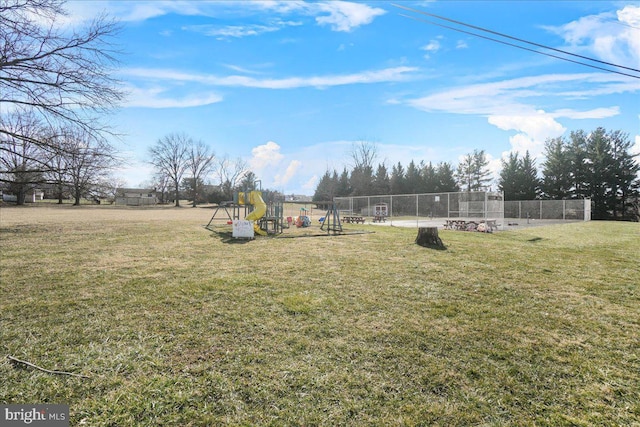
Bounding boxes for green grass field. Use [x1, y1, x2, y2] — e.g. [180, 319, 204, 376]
[1, 205, 638, 426]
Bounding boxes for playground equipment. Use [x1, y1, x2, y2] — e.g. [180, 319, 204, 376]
[206, 177, 286, 238]
[296, 207, 311, 228]
[238, 190, 267, 236]
[320, 203, 343, 234]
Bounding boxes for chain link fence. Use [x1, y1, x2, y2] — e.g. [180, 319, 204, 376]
[504, 199, 591, 221]
[332, 194, 591, 229]
[334, 191, 504, 229]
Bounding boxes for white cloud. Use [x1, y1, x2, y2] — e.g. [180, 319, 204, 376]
[406, 73, 623, 116]
[124, 86, 223, 108]
[551, 107, 619, 119]
[421, 39, 441, 59]
[315, 1, 386, 32]
[632, 134, 640, 156]
[456, 40, 468, 49]
[249, 141, 284, 171]
[403, 72, 632, 161]
[547, 5, 640, 69]
[274, 160, 302, 186]
[183, 19, 302, 39]
[422, 40, 441, 53]
[66, 1, 384, 33]
[122, 66, 419, 90]
[183, 24, 281, 38]
[489, 112, 566, 159]
[302, 175, 319, 193]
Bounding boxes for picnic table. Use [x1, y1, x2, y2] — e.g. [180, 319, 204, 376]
[342, 215, 365, 224]
[372, 215, 386, 223]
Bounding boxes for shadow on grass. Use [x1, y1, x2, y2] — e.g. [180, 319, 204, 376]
[205, 227, 253, 244]
[416, 243, 448, 251]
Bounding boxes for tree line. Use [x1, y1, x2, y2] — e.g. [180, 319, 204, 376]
[314, 131, 639, 220]
[145, 132, 282, 207]
[0, 1, 268, 207]
[1, 0, 123, 205]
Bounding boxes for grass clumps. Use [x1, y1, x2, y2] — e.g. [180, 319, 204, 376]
[1, 206, 639, 425]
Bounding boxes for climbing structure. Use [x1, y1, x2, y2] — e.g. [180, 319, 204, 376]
[320, 203, 343, 234]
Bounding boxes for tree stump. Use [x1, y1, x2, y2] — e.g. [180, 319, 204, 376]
[415, 227, 446, 250]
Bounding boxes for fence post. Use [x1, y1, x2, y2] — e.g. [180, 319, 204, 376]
[540, 200, 543, 220]
[484, 191, 488, 221]
[518, 201, 522, 219]
[563, 199, 566, 220]
[416, 194, 419, 227]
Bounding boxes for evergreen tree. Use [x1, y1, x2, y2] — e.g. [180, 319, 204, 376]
[337, 168, 351, 197]
[422, 162, 438, 193]
[609, 130, 640, 219]
[372, 163, 390, 195]
[568, 130, 589, 198]
[405, 160, 422, 194]
[499, 152, 520, 200]
[585, 127, 615, 219]
[541, 137, 572, 199]
[520, 151, 540, 199]
[239, 171, 257, 191]
[390, 162, 406, 195]
[456, 149, 491, 191]
[436, 162, 458, 192]
[349, 165, 374, 196]
[472, 149, 492, 191]
[312, 170, 336, 202]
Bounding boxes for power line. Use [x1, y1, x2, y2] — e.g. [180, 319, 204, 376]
[393, 3, 640, 79]
[394, 3, 640, 73]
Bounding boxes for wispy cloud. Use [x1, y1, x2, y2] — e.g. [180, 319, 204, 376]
[422, 39, 441, 59]
[545, 4, 640, 69]
[65, 1, 385, 33]
[124, 86, 223, 108]
[183, 20, 302, 39]
[405, 73, 633, 116]
[404, 72, 634, 158]
[274, 160, 302, 186]
[314, 1, 386, 32]
[122, 66, 419, 90]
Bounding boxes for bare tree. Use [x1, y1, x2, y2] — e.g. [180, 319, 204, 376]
[349, 140, 378, 196]
[213, 155, 248, 201]
[148, 133, 191, 207]
[0, 0, 124, 153]
[350, 140, 378, 170]
[56, 126, 119, 205]
[187, 140, 215, 207]
[0, 112, 46, 204]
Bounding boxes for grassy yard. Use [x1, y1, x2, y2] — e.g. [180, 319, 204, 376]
[1, 205, 638, 426]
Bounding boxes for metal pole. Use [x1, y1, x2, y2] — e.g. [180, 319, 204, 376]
[540, 199, 543, 220]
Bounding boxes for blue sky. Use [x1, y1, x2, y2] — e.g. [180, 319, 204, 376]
[65, 1, 640, 195]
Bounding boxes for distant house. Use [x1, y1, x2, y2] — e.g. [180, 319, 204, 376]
[1, 189, 44, 203]
[115, 188, 158, 206]
[285, 194, 312, 202]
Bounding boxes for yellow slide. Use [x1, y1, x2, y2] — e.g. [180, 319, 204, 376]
[241, 190, 267, 236]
